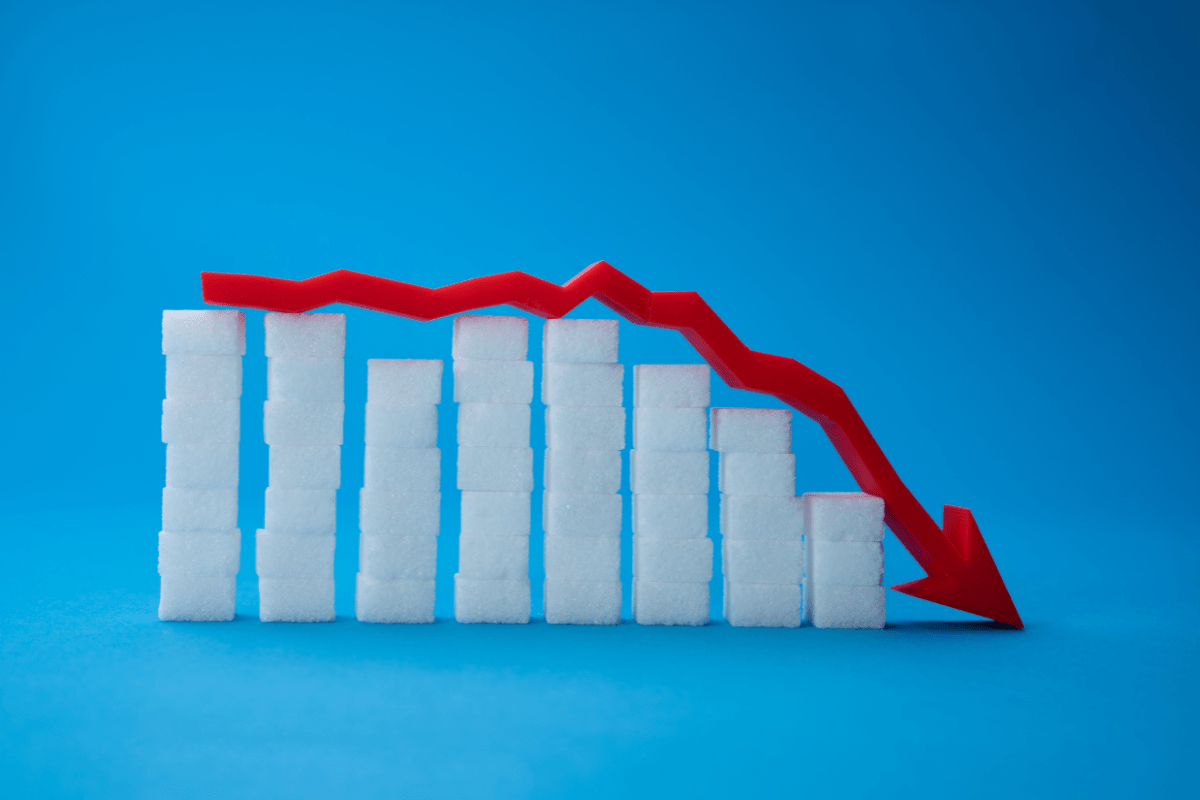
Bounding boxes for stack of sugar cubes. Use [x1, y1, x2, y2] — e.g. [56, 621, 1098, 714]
[713, 408, 803, 627]
[803, 492, 886, 628]
[630, 365, 713, 626]
[258, 313, 345, 623]
[356, 359, 443, 623]
[160, 310, 245, 621]
[453, 315, 534, 624]
[541, 319, 625, 625]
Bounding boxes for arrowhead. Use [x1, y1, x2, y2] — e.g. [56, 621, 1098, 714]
[891, 506, 1024, 628]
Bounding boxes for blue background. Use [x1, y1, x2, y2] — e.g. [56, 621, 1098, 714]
[2, 1, 1197, 797]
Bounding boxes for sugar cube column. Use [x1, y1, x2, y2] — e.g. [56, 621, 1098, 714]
[631, 365, 712, 626]
[356, 359, 443, 623]
[453, 315, 534, 624]
[160, 310, 245, 621]
[713, 408, 802, 628]
[803, 493, 886, 628]
[542, 319, 624, 625]
[259, 313, 346, 623]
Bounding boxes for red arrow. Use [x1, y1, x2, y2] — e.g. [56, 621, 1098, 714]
[201, 261, 1023, 627]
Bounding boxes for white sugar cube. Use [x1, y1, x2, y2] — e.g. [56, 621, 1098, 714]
[808, 584, 885, 629]
[545, 406, 626, 451]
[162, 400, 240, 444]
[718, 453, 795, 496]
[158, 530, 240, 576]
[364, 446, 441, 492]
[166, 443, 239, 489]
[359, 490, 441, 536]
[367, 359, 443, 404]
[630, 450, 709, 495]
[807, 540, 884, 586]
[544, 535, 620, 582]
[158, 575, 236, 621]
[721, 539, 802, 584]
[458, 403, 531, 448]
[541, 363, 624, 407]
[709, 408, 792, 453]
[543, 448, 622, 494]
[454, 576, 530, 624]
[263, 401, 344, 446]
[365, 403, 439, 448]
[359, 534, 438, 580]
[267, 357, 344, 402]
[163, 310, 245, 355]
[543, 318, 619, 363]
[544, 580, 621, 625]
[461, 491, 531, 537]
[355, 574, 435, 623]
[633, 580, 708, 626]
[633, 365, 709, 408]
[457, 447, 534, 492]
[255, 530, 336, 578]
[723, 581, 801, 628]
[264, 313, 345, 358]
[453, 315, 528, 361]
[268, 445, 340, 489]
[803, 492, 885, 542]
[162, 488, 237, 532]
[542, 491, 621, 538]
[633, 535, 713, 582]
[453, 359, 534, 404]
[719, 495, 803, 541]
[258, 577, 335, 622]
[631, 494, 707, 538]
[166, 355, 242, 400]
[633, 407, 707, 451]
[263, 488, 336, 534]
[458, 535, 529, 580]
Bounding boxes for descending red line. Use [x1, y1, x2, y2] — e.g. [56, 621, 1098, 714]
[201, 262, 1022, 627]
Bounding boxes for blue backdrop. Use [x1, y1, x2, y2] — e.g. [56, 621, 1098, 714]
[1, 1, 1196, 797]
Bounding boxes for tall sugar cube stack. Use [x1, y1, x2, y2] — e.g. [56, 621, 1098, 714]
[453, 315, 534, 624]
[713, 408, 802, 628]
[160, 310, 245, 621]
[541, 319, 624, 625]
[803, 493, 886, 628]
[630, 365, 712, 626]
[258, 313, 345, 622]
[356, 359, 443, 623]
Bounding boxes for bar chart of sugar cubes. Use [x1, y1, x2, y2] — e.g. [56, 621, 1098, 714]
[160, 310, 887, 628]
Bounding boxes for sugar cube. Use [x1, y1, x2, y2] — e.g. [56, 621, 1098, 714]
[458, 535, 529, 580]
[268, 445, 340, 489]
[158, 575, 236, 621]
[630, 450, 709, 495]
[452, 315, 528, 361]
[367, 359, 443, 404]
[544, 535, 620, 581]
[162, 488, 237, 532]
[718, 453, 795, 496]
[457, 447, 534, 492]
[803, 492, 886, 542]
[163, 310, 245, 355]
[360, 489, 441, 536]
[633, 365, 709, 408]
[543, 580, 621, 625]
[161, 400, 240, 444]
[359, 534, 438, 580]
[454, 576, 530, 624]
[632, 535, 713, 583]
[258, 577, 335, 622]
[545, 406, 625, 451]
[543, 318, 619, 363]
[631, 493, 707, 538]
[364, 446, 441, 492]
[264, 313, 345, 358]
[723, 581, 801, 628]
[365, 403, 439, 448]
[355, 574, 435, 623]
[808, 583, 886, 629]
[166, 443, 239, 489]
[263, 401, 344, 446]
[719, 495, 803, 541]
[541, 362, 624, 407]
[453, 359, 534, 404]
[542, 491, 621, 538]
[633, 407, 707, 451]
[267, 357, 344, 402]
[166, 355, 242, 400]
[709, 408, 792, 453]
[158, 530, 240, 576]
[255, 530, 336, 578]
[263, 488, 336, 535]
[807, 540, 884, 586]
[543, 448, 621, 494]
[458, 403, 531, 448]
[721, 539, 802, 584]
[461, 491, 530, 537]
[633, 580, 708, 626]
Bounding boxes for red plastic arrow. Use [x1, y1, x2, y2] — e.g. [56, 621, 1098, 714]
[201, 262, 1023, 627]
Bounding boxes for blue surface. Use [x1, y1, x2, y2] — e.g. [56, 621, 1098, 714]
[1, 1, 1197, 797]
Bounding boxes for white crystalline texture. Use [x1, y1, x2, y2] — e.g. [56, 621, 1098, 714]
[367, 359, 443, 404]
[542, 491, 621, 538]
[458, 403, 531, 448]
[718, 453, 795, 496]
[541, 362, 624, 407]
[632, 493, 708, 538]
[454, 575, 530, 624]
[543, 448, 622, 494]
[358, 534, 438, 580]
[633, 580, 709, 626]
[719, 495, 803, 541]
[633, 535, 713, 583]
[544, 580, 621, 625]
[258, 578, 335, 622]
[633, 407, 707, 451]
[808, 540, 884, 586]
[360, 489, 441, 536]
[545, 406, 625, 451]
[709, 408, 792, 454]
[162, 400, 240, 444]
[453, 359, 534, 404]
[255, 530, 336, 578]
[166, 443, 239, 488]
[721, 539, 803, 584]
[158, 530, 240, 576]
[633, 364, 710, 408]
[163, 310, 246, 355]
[461, 491, 531, 537]
[458, 535, 529, 580]
[365, 403, 439, 448]
[355, 574, 435, 623]
[630, 450, 709, 495]
[457, 447, 534, 492]
[159, 575, 236, 621]
[263, 401, 344, 446]
[264, 312, 345, 358]
[166, 355, 242, 400]
[808, 584, 886, 629]
[264, 488, 336, 534]
[724, 581, 801, 628]
[267, 357, 344, 402]
[268, 445, 341, 489]
[452, 314, 529, 361]
[803, 492, 886, 542]
[162, 488, 237, 532]
[543, 318, 619, 363]
[544, 535, 620, 582]
[363, 446, 441, 492]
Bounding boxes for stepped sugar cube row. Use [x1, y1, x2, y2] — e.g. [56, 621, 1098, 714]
[803, 493, 886, 628]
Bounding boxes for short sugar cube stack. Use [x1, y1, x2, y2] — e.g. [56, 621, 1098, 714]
[803, 493, 886, 628]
